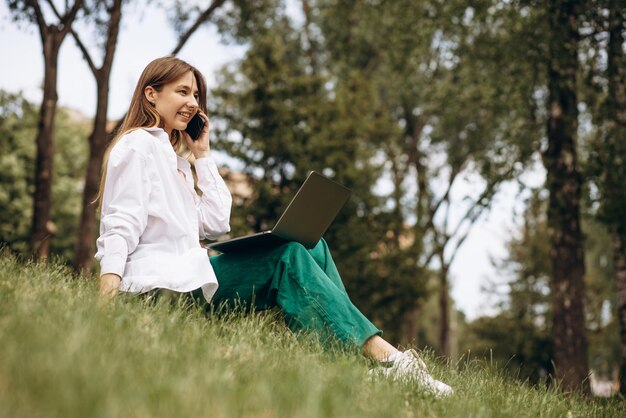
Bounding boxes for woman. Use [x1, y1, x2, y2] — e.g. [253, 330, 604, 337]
[96, 56, 453, 397]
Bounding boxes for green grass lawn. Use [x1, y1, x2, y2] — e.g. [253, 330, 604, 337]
[0, 253, 623, 418]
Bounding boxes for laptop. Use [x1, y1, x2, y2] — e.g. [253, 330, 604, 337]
[207, 171, 351, 253]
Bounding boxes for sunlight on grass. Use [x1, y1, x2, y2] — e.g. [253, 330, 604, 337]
[0, 253, 622, 418]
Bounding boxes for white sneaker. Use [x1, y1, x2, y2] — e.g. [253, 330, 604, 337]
[370, 349, 454, 397]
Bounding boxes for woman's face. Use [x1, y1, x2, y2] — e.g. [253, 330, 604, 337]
[145, 71, 200, 135]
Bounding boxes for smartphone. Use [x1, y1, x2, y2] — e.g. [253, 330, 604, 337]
[185, 113, 205, 140]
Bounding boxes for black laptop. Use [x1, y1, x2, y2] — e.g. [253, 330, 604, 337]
[207, 171, 351, 252]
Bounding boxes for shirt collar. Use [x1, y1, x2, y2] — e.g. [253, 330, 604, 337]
[141, 127, 193, 173]
[141, 126, 170, 145]
[140, 127, 179, 171]
[177, 156, 191, 172]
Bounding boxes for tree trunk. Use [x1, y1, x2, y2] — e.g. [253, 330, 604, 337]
[604, 0, 626, 396]
[27, 0, 83, 261]
[73, 80, 111, 273]
[612, 234, 626, 396]
[438, 264, 450, 357]
[32, 32, 62, 260]
[73, 0, 123, 274]
[401, 305, 420, 347]
[543, 0, 589, 394]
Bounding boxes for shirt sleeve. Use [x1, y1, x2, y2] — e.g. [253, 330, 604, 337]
[193, 157, 233, 240]
[94, 146, 152, 277]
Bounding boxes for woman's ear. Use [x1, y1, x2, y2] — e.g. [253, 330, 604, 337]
[144, 86, 156, 105]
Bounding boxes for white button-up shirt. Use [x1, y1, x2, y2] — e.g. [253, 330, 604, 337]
[95, 127, 232, 301]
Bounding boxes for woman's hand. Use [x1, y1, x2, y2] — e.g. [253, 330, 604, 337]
[183, 110, 210, 159]
[100, 273, 122, 298]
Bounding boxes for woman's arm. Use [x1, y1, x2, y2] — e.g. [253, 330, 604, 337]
[95, 137, 152, 290]
[99, 273, 122, 297]
[192, 158, 233, 238]
[183, 112, 233, 238]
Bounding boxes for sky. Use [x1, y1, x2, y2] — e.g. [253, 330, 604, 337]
[0, 2, 544, 321]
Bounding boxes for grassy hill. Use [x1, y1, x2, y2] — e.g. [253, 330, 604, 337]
[0, 253, 622, 418]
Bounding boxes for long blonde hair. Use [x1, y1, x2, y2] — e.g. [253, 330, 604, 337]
[96, 56, 208, 208]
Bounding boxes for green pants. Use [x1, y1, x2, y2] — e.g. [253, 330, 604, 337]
[209, 239, 381, 349]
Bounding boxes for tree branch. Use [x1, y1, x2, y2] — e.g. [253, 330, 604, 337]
[44, 0, 62, 19]
[66, 0, 123, 79]
[25, 0, 48, 42]
[42, 0, 85, 46]
[70, 28, 98, 75]
[446, 202, 489, 264]
[43, 0, 83, 36]
[60, 0, 84, 37]
[46, 0, 96, 75]
[445, 166, 516, 264]
[170, 0, 228, 55]
[101, 0, 123, 74]
[447, 182, 496, 242]
[425, 164, 461, 231]
[420, 165, 515, 269]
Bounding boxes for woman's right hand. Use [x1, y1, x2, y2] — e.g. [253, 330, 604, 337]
[183, 110, 211, 159]
[99, 273, 122, 298]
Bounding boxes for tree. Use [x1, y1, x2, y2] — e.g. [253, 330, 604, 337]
[543, 0, 590, 393]
[69, 0, 124, 274]
[584, 0, 626, 395]
[463, 189, 619, 388]
[602, 0, 626, 396]
[315, 0, 539, 353]
[484, 190, 554, 385]
[0, 91, 38, 254]
[210, 1, 548, 350]
[583, 218, 620, 384]
[6, 0, 84, 260]
[0, 91, 89, 261]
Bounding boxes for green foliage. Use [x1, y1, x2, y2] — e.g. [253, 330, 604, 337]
[431, 0, 543, 175]
[584, 218, 621, 379]
[0, 91, 37, 254]
[462, 189, 621, 383]
[0, 91, 89, 261]
[49, 109, 90, 260]
[208, 0, 560, 349]
[209, 7, 427, 343]
[5, 0, 38, 25]
[0, 254, 624, 417]
[462, 190, 553, 384]
[210, 0, 283, 44]
[463, 314, 553, 385]
[582, 0, 626, 237]
[310, 1, 547, 347]
[318, 0, 541, 182]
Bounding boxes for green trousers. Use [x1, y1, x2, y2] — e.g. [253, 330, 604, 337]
[209, 239, 381, 349]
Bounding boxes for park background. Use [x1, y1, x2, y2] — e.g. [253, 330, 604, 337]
[0, 0, 624, 398]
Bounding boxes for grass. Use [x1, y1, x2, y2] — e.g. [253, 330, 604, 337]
[0, 253, 623, 418]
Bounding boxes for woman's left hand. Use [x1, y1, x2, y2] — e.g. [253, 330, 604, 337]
[183, 110, 211, 159]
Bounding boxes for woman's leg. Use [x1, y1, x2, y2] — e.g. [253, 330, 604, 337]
[305, 238, 348, 294]
[210, 240, 453, 396]
[209, 239, 381, 348]
[362, 335, 398, 361]
[304, 240, 398, 360]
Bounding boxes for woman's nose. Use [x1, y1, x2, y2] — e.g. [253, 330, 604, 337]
[188, 96, 198, 109]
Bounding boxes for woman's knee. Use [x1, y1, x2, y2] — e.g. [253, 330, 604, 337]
[281, 239, 326, 255]
[280, 241, 310, 257]
[278, 242, 317, 278]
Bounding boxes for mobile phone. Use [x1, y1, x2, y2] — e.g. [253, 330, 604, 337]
[185, 113, 205, 140]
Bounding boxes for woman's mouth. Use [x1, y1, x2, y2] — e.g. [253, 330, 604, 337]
[178, 111, 192, 120]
